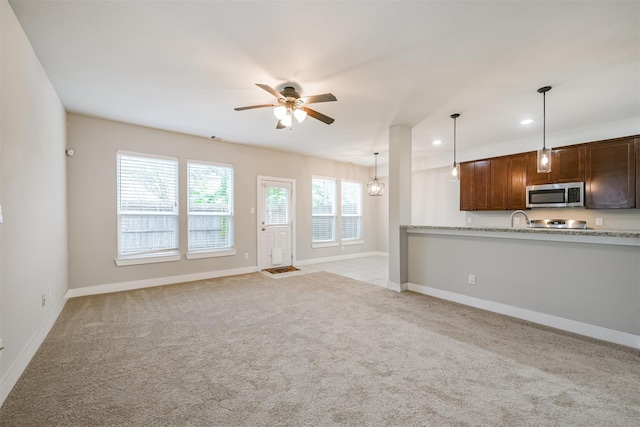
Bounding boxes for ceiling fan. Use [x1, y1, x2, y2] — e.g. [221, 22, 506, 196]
[234, 84, 337, 129]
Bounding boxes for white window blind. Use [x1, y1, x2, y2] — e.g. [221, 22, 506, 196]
[341, 180, 363, 240]
[312, 177, 337, 242]
[187, 161, 234, 252]
[265, 185, 289, 226]
[117, 152, 179, 258]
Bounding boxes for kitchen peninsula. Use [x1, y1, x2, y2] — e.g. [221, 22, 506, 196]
[400, 225, 640, 349]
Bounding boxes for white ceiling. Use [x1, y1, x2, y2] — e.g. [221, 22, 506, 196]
[8, 0, 640, 168]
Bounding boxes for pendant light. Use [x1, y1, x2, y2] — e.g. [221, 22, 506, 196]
[367, 152, 385, 196]
[450, 113, 460, 181]
[537, 86, 552, 173]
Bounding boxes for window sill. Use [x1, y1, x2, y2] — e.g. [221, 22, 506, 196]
[341, 239, 364, 246]
[115, 252, 181, 266]
[186, 249, 236, 260]
[312, 241, 339, 249]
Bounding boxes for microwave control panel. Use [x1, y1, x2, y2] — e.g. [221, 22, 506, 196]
[568, 187, 582, 203]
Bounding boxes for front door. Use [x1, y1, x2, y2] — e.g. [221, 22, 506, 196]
[257, 177, 294, 270]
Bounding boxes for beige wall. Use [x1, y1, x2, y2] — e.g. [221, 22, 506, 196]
[66, 114, 378, 289]
[1, 0, 68, 394]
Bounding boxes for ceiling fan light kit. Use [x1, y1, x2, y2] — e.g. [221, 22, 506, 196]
[537, 85, 552, 173]
[235, 84, 336, 129]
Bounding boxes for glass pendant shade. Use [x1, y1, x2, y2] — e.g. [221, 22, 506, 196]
[450, 162, 460, 181]
[537, 86, 552, 173]
[281, 111, 292, 127]
[293, 108, 307, 123]
[537, 147, 552, 173]
[367, 179, 385, 196]
[273, 105, 287, 120]
[368, 153, 385, 196]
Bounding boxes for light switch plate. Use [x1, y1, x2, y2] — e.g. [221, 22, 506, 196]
[595, 218, 604, 226]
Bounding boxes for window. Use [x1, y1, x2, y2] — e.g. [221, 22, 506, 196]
[341, 180, 363, 241]
[265, 185, 289, 226]
[117, 152, 179, 262]
[187, 161, 234, 256]
[312, 177, 337, 243]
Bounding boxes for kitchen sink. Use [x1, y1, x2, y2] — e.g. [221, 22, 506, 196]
[529, 219, 587, 229]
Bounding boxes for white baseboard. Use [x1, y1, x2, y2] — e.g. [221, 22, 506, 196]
[65, 266, 259, 298]
[386, 281, 409, 292]
[295, 251, 388, 266]
[0, 295, 67, 407]
[408, 283, 640, 350]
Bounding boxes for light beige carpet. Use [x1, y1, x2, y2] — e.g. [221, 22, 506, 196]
[1, 271, 639, 426]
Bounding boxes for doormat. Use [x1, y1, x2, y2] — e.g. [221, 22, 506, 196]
[263, 266, 300, 274]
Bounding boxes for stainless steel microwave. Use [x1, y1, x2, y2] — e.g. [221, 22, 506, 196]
[526, 182, 585, 208]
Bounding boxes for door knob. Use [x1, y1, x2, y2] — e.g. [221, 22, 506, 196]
[261, 228, 266, 231]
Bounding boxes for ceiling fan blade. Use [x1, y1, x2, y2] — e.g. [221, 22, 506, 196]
[276, 120, 286, 129]
[302, 107, 335, 125]
[302, 93, 337, 104]
[234, 104, 275, 111]
[256, 83, 284, 99]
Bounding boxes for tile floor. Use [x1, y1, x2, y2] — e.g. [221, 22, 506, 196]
[300, 255, 389, 287]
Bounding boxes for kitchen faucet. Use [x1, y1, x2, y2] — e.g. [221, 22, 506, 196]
[510, 210, 530, 227]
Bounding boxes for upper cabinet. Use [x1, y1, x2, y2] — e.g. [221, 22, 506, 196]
[460, 154, 526, 211]
[526, 145, 585, 185]
[458, 135, 638, 211]
[507, 154, 527, 210]
[585, 137, 636, 209]
[637, 139, 640, 209]
[460, 160, 490, 211]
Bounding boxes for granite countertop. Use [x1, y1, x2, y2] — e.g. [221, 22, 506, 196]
[402, 225, 640, 238]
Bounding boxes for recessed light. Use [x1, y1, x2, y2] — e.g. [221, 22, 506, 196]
[520, 119, 533, 125]
[432, 140, 442, 145]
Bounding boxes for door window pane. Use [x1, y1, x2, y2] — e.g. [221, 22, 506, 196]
[265, 186, 289, 226]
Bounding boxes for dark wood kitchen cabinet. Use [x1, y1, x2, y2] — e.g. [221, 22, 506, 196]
[637, 138, 640, 209]
[526, 145, 585, 185]
[507, 154, 527, 209]
[459, 134, 638, 211]
[461, 155, 525, 211]
[489, 157, 509, 210]
[489, 154, 527, 210]
[586, 137, 636, 209]
[460, 160, 490, 211]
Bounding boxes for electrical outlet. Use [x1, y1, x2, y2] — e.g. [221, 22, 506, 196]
[596, 218, 604, 226]
[514, 217, 520, 225]
[467, 216, 472, 224]
[41, 294, 46, 307]
[244, 252, 249, 260]
[468, 274, 476, 285]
